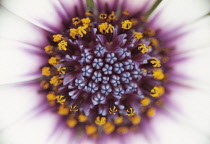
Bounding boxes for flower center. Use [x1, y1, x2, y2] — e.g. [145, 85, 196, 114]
[40, 9, 171, 138]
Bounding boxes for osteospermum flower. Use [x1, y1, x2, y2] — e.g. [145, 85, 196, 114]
[0, 0, 210, 144]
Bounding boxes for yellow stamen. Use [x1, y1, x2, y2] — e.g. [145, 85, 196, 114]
[126, 108, 135, 116]
[98, 22, 108, 33]
[109, 106, 118, 115]
[77, 26, 87, 37]
[72, 17, 80, 25]
[40, 80, 49, 89]
[133, 32, 143, 40]
[69, 105, 79, 112]
[150, 86, 165, 97]
[144, 28, 155, 36]
[121, 20, 132, 29]
[81, 17, 91, 25]
[50, 75, 63, 86]
[44, 45, 53, 54]
[48, 56, 60, 66]
[130, 18, 138, 25]
[106, 24, 114, 33]
[122, 10, 129, 15]
[140, 97, 151, 106]
[85, 11, 93, 16]
[141, 68, 147, 75]
[69, 28, 78, 39]
[67, 117, 77, 128]
[56, 95, 66, 104]
[58, 104, 69, 115]
[155, 99, 163, 106]
[57, 66, 67, 74]
[150, 57, 161, 67]
[140, 16, 147, 22]
[41, 67, 51, 76]
[99, 14, 107, 19]
[129, 115, 141, 125]
[138, 44, 148, 53]
[115, 116, 123, 124]
[98, 22, 114, 33]
[46, 92, 56, 101]
[153, 68, 164, 80]
[150, 38, 159, 47]
[147, 107, 156, 117]
[95, 116, 106, 125]
[78, 113, 87, 122]
[108, 11, 117, 21]
[49, 101, 56, 106]
[85, 125, 97, 135]
[103, 122, 115, 134]
[58, 40, 68, 51]
[117, 127, 128, 134]
[53, 34, 63, 42]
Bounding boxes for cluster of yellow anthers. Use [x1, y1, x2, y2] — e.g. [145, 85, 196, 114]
[69, 17, 91, 39]
[39, 10, 168, 136]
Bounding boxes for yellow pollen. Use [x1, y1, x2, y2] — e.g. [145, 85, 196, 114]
[150, 57, 161, 67]
[78, 113, 87, 122]
[56, 95, 66, 104]
[48, 101, 56, 106]
[77, 26, 87, 37]
[41, 67, 51, 76]
[48, 56, 60, 66]
[109, 106, 118, 115]
[85, 125, 97, 135]
[58, 40, 68, 51]
[98, 22, 108, 33]
[122, 10, 129, 15]
[103, 122, 115, 134]
[130, 18, 138, 25]
[72, 17, 80, 25]
[129, 115, 141, 125]
[40, 80, 49, 89]
[95, 116, 106, 125]
[141, 68, 147, 75]
[57, 66, 67, 74]
[133, 32, 143, 40]
[85, 11, 93, 16]
[147, 107, 156, 117]
[53, 34, 63, 42]
[69, 105, 79, 112]
[150, 86, 165, 97]
[69, 28, 78, 39]
[81, 17, 91, 25]
[145, 28, 155, 36]
[46, 92, 56, 101]
[117, 127, 128, 134]
[44, 45, 53, 54]
[150, 38, 159, 47]
[140, 16, 147, 22]
[58, 104, 69, 115]
[108, 11, 117, 21]
[99, 14, 107, 19]
[153, 68, 164, 80]
[140, 97, 151, 106]
[50, 75, 63, 86]
[138, 44, 148, 53]
[67, 117, 77, 128]
[115, 116, 123, 124]
[126, 108, 135, 116]
[121, 20, 132, 29]
[98, 22, 114, 33]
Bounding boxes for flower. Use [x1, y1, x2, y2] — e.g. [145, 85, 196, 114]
[0, 0, 210, 144]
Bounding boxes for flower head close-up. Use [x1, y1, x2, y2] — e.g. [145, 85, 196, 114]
[0, 0, 210, 144]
